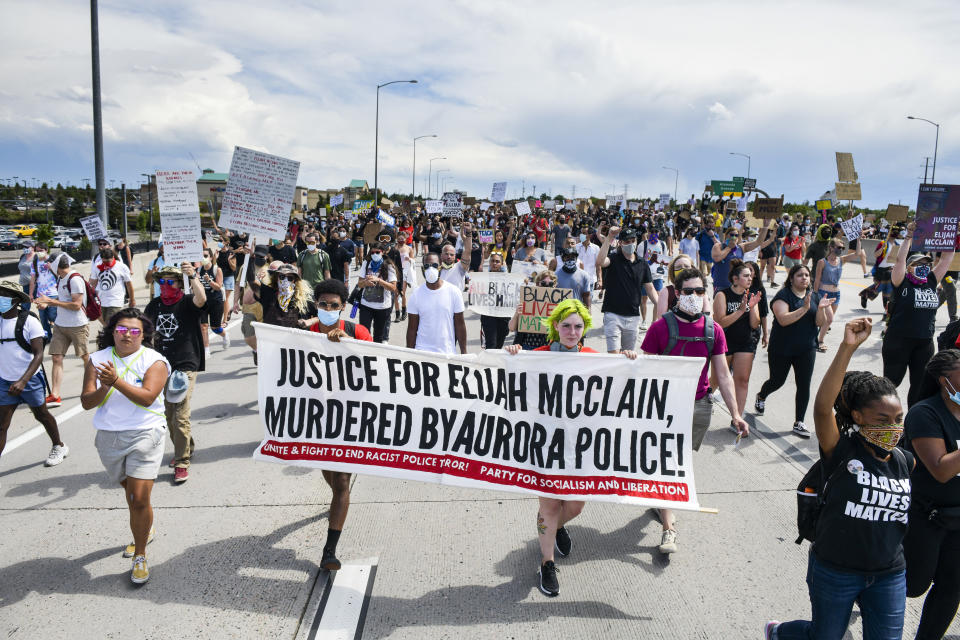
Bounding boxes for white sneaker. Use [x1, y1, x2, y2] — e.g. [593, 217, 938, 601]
[793, 422, 812, 438]
[204, 346, 211, 358]
[658, 529, 678, 554]
[712, 389, 723, 404]
[45, 444, 69, 467]
[220, 331, 230, 350]
[639, 322, 649, 331]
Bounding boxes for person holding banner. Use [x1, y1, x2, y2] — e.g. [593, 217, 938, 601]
[406, 253, 467, 355]
[884, 222, 955, 408]
[80, 309, 170, 584]
[508, 269, 557, 351]
[597, 226, 658, 353]
[504, 299, 638, 596]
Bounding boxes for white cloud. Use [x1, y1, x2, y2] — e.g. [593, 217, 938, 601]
[708, 102, 734, 121]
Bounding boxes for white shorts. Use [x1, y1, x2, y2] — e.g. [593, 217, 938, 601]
[603, 312, 641, 352]
[95, 425, 166, 484]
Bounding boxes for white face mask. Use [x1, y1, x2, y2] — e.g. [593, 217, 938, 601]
[306, 244, 316, 252]
[676, 294, 702, 315]
[791, 230, 799, 237]
[424, 266, 440, 284]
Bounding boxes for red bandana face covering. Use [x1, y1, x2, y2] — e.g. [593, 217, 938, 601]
[98, 259, 116, 271]
[159, 283, 184, 306]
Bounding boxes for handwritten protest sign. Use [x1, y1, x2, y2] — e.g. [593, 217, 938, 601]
[253, 323, 704, 508]
[543, 200, 556, 210]
[517, 286, 573, 334]
[815, 199, 832, 211]
[465, 272, 525, 318]
[840, 213, 864, 242]
[491, 182, 507, 202]
[353, 200, 373, 215]
[659, 194, 671, 208]
[886, 204, 909, 222]
[836, 152, 857, 183]
[754, 196, 784, 219]
[515, 201, 532, 216]
[914, 184, 960, 252]
[478, 229, 494, 244]
[330, 194, 344, 207]
[628, 201, 640, 211]
[377, 211, 396, 227]
[479, 202, 493, 211]
[510, 260, 546, 280]
[442, 192, 463, 218]
[79, 214, 107, 241]
[835, 182, 862, 200]
[154, 170, 203, 264]
[218, 146, 300, 238]
[426, 200, 443, 214]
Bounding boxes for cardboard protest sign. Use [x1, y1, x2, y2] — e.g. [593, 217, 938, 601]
[913, 184, 960, 252]
[543, 200, 556, 210]
[835, 182, 862, 200]
[723, 200, 738, 215]
[442, 192, 463, 218]
[79, 214, 107, 241]
[330, 194, 344, 207]
[836, 152, 857, 183]
[886, 204, 909, 222]
[517, 286, 573, 334]
[754, 196, 784, 219]
[426, 200, 443, 214]
[628, 201, 640, 211]
[815, 199, 832, 211]
[377, 211, 396, 227]
[218, 146, 300, 237]
[840, 214, 864, 242]
[515, 201, 532, 216]
[510, 260, 546, 280]
[363, 222, 384, 245]
[154, 170, 204, 264]
[465, 272, 525, 318]
[478, 229, 495, 244]
[253, 323, 704, 508]
[491, 182, 507, 202]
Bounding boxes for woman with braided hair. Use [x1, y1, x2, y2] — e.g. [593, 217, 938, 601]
[766, 317, 915, 640]
[901, 349, 960, 639]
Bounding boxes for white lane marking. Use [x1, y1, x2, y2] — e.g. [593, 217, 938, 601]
[307, 561, 377, 640]
[0, 317, 243, 459]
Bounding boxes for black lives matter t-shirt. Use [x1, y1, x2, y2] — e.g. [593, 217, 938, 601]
[886, 273, 939, 339]
[145, 295, 205, 372]
[813, 435, 914, 575]
[903, 393, 960, 508]
[600, 252, 652, 317]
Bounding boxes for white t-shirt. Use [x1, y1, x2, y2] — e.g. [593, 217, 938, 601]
[357, 261, 397, 310]
[439, 261, 468, 290]
[577, 242, 600, 280]
[94, 261, 132, 307]
[55, 270, 88, 328]
[407, 281, 465, 354]
[679, 237, 699, 259]
[88, 346, 170, 431]
[0, 314, 44, 381]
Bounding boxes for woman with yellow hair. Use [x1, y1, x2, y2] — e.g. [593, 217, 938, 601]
[504, 298, 638, 597]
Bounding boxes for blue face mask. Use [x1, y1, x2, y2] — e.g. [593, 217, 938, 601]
[317, 308, 340, 327]
[914, 264, 931, 280]
[0, 297, 13, 313]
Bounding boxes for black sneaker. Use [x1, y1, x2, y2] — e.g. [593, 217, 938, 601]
[555, 526, 571, 558]
[400, 309, 407, 321]
[393, 311, 402, 323]
[754, 396, 765, 416]
[792, 422, 812, 438]
[860, 294, 867, 309]
[320, 548, 341, 571]
[769, 281, 779, 288]
[538, 561, 559, 597]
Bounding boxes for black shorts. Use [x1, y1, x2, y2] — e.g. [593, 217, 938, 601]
[760, 243, 776, 259]
[726, 336, 759, 355]
[875, 266, 893, 284]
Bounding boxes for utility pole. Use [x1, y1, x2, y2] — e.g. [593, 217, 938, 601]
[90, 0, 107, 243]
[571, 185, 576, 198]
[121, 183, 127, 238]
[522, 180, 525, 198]
[923, 157, 931, 184]
[624, 184, 629, 200]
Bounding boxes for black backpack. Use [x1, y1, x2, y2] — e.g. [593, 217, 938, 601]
[937, 318, 960, 352]
[795, 446, 906, 544]
[0, 309, 42, 354]
[659, 311, 715, 356]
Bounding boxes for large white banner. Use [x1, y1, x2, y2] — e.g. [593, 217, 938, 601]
[252, 324, 703, 509]
[155, 170, 204, 264]
[218, 146, 300, 238]
[465, 272, 525, 318]
[491, 182, 507, 202]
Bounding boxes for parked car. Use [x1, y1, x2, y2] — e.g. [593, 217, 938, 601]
[18, 238, 35, 249]
[0, 237, 19, 251]
[11, 224, 36, 237]
[60, 238, 81, 251]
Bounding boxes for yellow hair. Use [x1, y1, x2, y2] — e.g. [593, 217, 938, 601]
[546, 299, 593, 343]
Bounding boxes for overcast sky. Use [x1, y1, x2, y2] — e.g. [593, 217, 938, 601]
[1, 0, 957, 207]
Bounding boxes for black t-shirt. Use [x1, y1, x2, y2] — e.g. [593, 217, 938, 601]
[600, 252, 652, 317]
[887, 273, 939, 339]
[806, 240, 829, 265]
[257, 283, 316, 328]
[327, 242, 350, 282]
[768, 287, 820, 355]
[814, 436, 913, 575]
[719, 287, 753, 348]
[216, 251, 235, 278]
[903, 394, 960, 507]
[199, 263, 223, 303]
[469, 241, 483, 272]
[145, 294, 205, 372]
[268, 244, 298, 265]
[426, 226, 444, 254]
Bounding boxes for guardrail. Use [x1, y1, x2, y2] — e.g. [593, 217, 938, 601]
[0, 239, 160, 277]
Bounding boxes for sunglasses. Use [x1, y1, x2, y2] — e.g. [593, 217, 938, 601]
[277, 274, 299, 282]
[681, 287, 707, 295]
[424, 263, 440, 269]
[316, 301, 343, 310]
[156, 278, 179, 285]
[114, 326, 143, 336]
[539, 281, 556, 287]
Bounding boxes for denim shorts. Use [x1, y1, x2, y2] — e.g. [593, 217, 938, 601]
[0, 372, 47, 407]
[818, 289, 840, 305]
[641, 279, 665, 297]
[223, 275, 236, 291]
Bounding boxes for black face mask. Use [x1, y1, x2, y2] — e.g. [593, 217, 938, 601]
[254, 257, 266, 267]
[673, 308, 702, 322]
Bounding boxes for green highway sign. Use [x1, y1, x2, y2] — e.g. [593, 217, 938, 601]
[711, 178, 745, 194]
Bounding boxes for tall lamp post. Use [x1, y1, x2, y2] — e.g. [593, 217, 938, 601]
[662, 166, 679, 203]
[729, 152, 751, 179]
[435, 169, 450, 199]
[907, 116, 940, 183]
[140, 173, 153, 237]
[412, 134, 437, 200]
[427, 157, 446, 199]
[374, 79, 418, 206]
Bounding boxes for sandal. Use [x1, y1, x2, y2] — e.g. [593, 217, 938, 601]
[817, 342, 828, 352]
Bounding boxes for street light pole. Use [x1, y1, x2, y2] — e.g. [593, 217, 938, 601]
[427, 158, 446, 199]
[907, 116, 940, 183]
[662, 166, 679, 203]
[141, 173, 153, 237]
[412, 134, 437, 200]
[729, 152, 751, 179]
[435, 169, 450, 198]
[90, 0, 107, 236]
[374, 79, 418, 207]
